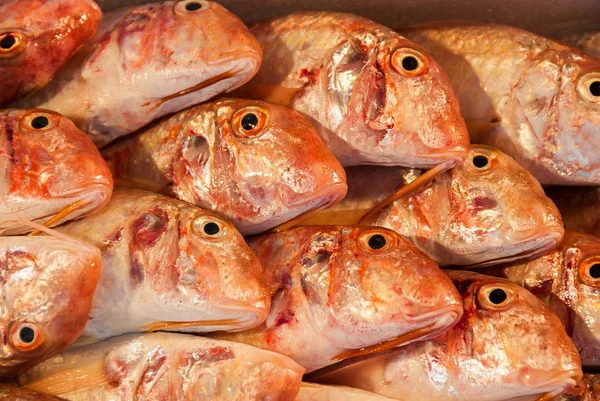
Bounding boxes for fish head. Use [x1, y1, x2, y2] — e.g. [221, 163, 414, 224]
[1, 109, 113, 234]
[330, 31, 469, 166]
[119, 193, 270, 332]
[174, 99, 347, 235]
[0, 237, 100, 378]
[509, 48, 600, 184]
[446, 270, 582, 400]
[252, 226, 462, 354]
[0, 0, 101, 104]
[96, 0, 262, 114]
[425, 145, 563, 266]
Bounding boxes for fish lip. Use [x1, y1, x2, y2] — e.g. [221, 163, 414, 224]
[283, 182, 347, 209]
[517, 368, 582, 395]
[402, 304, 463, 341]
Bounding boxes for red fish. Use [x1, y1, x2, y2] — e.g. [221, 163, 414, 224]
[0, 0, 101, 105]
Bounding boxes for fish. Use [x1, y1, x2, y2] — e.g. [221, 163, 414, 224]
[240, 11, 470, 213]
[0, 386, 64, 401]
[546, 187, 600, 238]
[400, 21, 600, 185]
[484, 231, 600, 368]
[554, 375, 600, 401]
[0, 0, 101, 105]
[55, 189, 271, 344]
[212, 225, 463, 372]
[309, 270, 583, 401]
[296, 383, 396, 401]
[0, 109, 114, 236]
[16, 332, 305, 400]
[560, 30, 600, 58]
[101, 98, 348, 235]
[15, 0, 262, 147]
[0, 229, 101, 378]
[305, 145, 565, 267]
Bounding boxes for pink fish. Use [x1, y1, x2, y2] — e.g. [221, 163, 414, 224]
[485, 231, 600, 368]
[0, 109, 113, 235]
[401, 22, 600, 185]
[213, 225, 463, 372]
[0, 0, 101, 105]
[16, 0, 262, 147]
[102, 99, 347, 235]
[0, 232, 101, 378]
[306, 145, 564, 267]
[56, 190, 270, 343]
[17, 333, 305, 400]
[310, 270, 583, 401]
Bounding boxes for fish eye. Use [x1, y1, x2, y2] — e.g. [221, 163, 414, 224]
[477, 284, 514, 310]
[232, 106, 269, 138]
[577, 73, 600, 104]
[579, 257, 600, 286]
[472, 155, 489, 169]
[30, 116, 49, 130]
[590, 81, 600, 97]
[0, 32, 25, 57]
[359, 230, 395, 252]
[391, 48, 429, 77]
[193, 216, 226, 239]
[10, 321, 43, 351]
[468, 148, 497, 172]
[175, 0, 209, 15]
[21, 113, 58, 131]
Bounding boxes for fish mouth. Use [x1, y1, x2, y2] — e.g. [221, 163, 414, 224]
[465, 228, 564, 268]
[331, 305, 462, 361]
[516, 368, 583, 401]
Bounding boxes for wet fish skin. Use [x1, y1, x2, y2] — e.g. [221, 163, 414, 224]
[0, 386, 64, 401]
[250, 12, 469, 167]
[546, 187, 600, 238]
[0, 235, 101, 378]
[401, 21, 600, 185]
[0, 0, 101, 105]
[102, 98, 347, 235]
[213, 225, 463, 372]
[310, 145, 564, 267]
[560, 30, 600, 58]
[312, 270, 583, 401]
[55, 189, 270, 343]
[16, 0, 262, 147]
[295, 383, 396, 400]
[0, 109, 113, 236]
[17, 333, 305, 401]
[485, 231, 600, 368]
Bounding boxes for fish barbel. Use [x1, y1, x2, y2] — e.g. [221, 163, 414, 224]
[295, 383, 396, 401]
[401, 21, 600, 185]
[17, 333, 305, 400]
[306, 145, 564, 267]
[16, 0, 262, 147]
[55, 189, 270, 343]
[102, 98, 347, 235]
[0, 109, 113, 235]
[485, 231, 600, 368]
[0, 229, 101, 378]
[0, 0, 101, 105]
[213, 225, 463, 372]
[546, 187, 600, 238]
[309, 270, 583, 401]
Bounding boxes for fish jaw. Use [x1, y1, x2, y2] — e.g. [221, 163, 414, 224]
[512, 367, 583, 401]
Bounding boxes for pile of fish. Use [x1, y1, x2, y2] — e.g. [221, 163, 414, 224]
[1, 0, 600, 399]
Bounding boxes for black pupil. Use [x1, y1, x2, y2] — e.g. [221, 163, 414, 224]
[589, 81, 600, 97]
[368, 234, 387, 250]
[241, 113, 259, 131]
[185, 2, 202, 11]
[488, 288, 507, 305]
[402, 56, 419, 71]
[0, 35, 16, 50]
[589, 263, 600, 279]
[473, 155, 489, 168]
[203, 222, 220, 235]
[19, 327, 35, 344]
[30, 116, 49, 129]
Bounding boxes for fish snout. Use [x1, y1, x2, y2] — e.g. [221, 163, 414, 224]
[518, 368, 583, 400]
